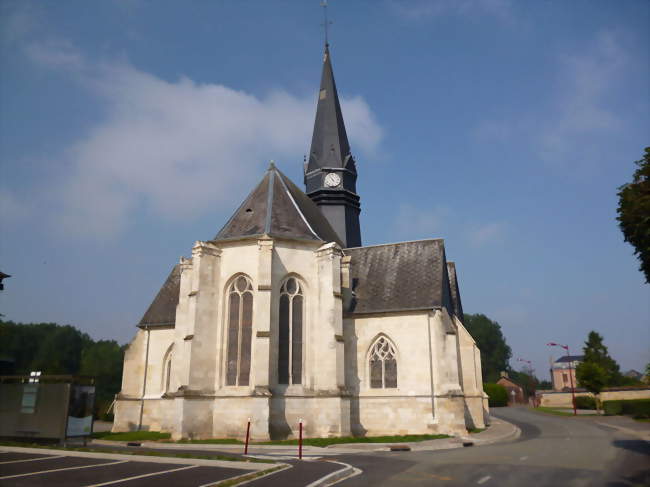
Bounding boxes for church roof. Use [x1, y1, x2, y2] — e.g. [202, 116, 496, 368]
[447, 262, 464, 323]
[306, 45, 356, 174]
[214, 164, 343, 246]
[138, 264, 180, 327]
[345, 239, 456, 315]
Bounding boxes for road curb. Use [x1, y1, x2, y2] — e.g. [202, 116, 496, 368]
[594, 421, 650, 442]
[0, 445, 273, 471]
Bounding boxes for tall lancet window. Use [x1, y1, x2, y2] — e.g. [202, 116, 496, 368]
[278, 277, 303, 385]
[226, 275, 254, 386]
[162, 345, 173, 394]
[369, 336, 398, 389]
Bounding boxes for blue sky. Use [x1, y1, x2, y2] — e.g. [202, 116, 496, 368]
[1, 0, 648, 379]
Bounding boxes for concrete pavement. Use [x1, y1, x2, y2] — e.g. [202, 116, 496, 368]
[331, 407, 650, 486]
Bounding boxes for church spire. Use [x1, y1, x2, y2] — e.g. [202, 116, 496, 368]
[306, 44, 354, 173]
[304, 40, 361, 248]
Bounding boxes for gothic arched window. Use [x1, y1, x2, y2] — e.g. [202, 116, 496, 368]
[369, 336, 397, 389]
[161, 344, 174, 394]
[278, 277, 303, 385]
[226, 275, 254, 386]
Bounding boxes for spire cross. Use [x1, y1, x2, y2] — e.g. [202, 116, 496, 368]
[320, 1, 332, 46]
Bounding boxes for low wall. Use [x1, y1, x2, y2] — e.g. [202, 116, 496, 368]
[539, 388, 650, 407]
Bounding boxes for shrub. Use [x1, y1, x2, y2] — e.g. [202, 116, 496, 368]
[575, 396, 597, 410]
[484, 383, 508, 407]
[603, 399, 650, 418]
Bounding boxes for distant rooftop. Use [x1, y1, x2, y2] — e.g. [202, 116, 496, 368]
[554, 355, 584, 364]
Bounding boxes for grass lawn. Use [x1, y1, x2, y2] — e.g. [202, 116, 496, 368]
[468, 427, 486, 434]
[533, 407, 576, 417]
[634, 418, 650, 422]
[178, 438, 243, 444]
[92, 430, 451, 447]
[92, 431, 171, 441]
[255, 433, 450, 447]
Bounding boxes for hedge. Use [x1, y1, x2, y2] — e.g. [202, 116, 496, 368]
[602, 399, 650, 418]
[484, 383, 508, 407]
[574, 396, 597, 410]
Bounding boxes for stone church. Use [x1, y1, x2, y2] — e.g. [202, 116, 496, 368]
[113, 44, 488, 440]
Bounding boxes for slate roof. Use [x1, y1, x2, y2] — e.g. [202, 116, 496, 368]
[306, 45, 356, 174]
[554, 355, 584, 363]
[345, 239, 455, 315]
[214, 164, 343, 246]
[447, 262, 464, 323]
[138, 264, 181, 327]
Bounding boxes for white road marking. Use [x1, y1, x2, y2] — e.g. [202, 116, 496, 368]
[82, 465, 199, 487]
[196, 464, 291, 487]
[0, 460, 128, 480]
[0, 455, 66, 465]
[477, 475, 492, 484]
[519, 456, 528, 461]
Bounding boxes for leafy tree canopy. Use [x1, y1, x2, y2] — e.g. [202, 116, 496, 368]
[576, 362, 608, 397]
[617, 147, 650, 283]
[581, 331, 623, 386]
[0, 320, 124, 416]
[464, 313, 512, 383]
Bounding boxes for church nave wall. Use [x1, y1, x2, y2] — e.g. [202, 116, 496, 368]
[346, 311, 433, 396]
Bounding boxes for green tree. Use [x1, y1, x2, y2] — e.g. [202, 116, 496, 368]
[0, 320, 125, 418]
[483, 383, 508, 407]
[576, 362, 607, 414]
[617, 147, 650, 283]
[31, 325, 92, 374]
[582, 331, 622, 386]
[80, 340, 125, 417]
[464, 313, 512, 383]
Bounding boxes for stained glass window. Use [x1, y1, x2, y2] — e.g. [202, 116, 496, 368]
[226, 275, 254, 386]
[368, 336, 398, 389]
[278, 277, 303, 385]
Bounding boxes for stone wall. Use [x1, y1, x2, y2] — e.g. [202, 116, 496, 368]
[539, 388, 650, 407]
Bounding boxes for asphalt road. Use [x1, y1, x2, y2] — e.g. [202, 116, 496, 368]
[333, 408, 650, 487]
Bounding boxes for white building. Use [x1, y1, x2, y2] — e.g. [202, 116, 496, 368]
[113, 43, 488, 441]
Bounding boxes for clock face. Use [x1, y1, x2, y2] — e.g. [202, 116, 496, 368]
[324, 172, 341, 188]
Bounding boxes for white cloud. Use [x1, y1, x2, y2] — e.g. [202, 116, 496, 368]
[389, 0, 515, 23]
[0, 189, 31, 224]
[25, 39, 85, 71]
[537, 31, 626, 164]
[467, 221, 507, 247]
[9, 41, 383, 238]
[473, 32, 629, 172]
[393, 204, 450, 240]
[472, 31, 628, 168]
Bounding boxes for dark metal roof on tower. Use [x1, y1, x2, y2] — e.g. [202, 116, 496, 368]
[306, 44, 355, 174]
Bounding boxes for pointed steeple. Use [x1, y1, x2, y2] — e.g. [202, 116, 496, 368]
[303, 43, 362, 248]
[306, 45, 355, 173]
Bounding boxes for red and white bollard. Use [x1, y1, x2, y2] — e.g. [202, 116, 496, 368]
[298, 418, 303, 460]
[244, 417, 251, 455]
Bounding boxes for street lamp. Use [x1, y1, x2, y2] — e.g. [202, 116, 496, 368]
[547, 342, 577, 415]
